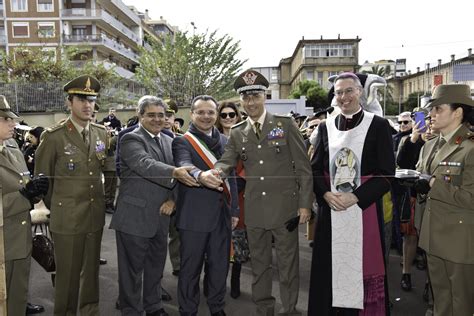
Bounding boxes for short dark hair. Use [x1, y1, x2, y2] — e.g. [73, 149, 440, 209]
[449, 103, 474, 125]
[191, 95, 218, 111]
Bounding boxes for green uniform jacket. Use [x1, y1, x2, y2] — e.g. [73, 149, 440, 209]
[0, 141, 32, 260]
[35, 118, 108, 235]
[417, 124, 474, 264]
[215, 113, 314, 229]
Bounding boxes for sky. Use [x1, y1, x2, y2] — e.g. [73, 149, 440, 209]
[123, 0, 474, 73]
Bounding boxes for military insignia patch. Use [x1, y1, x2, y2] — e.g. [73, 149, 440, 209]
[267, 127, 285, 140]
[64, 143, 78, 155]
[242, 72, 257, 85]
[95, 139, 106, 160]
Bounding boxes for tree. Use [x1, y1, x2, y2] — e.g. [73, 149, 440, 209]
[0, 45, 119, 87]
[289, 80, 328, 110]
[135, 30, 246, 105]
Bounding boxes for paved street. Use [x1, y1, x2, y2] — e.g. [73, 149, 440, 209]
[29, 214, 430, 315]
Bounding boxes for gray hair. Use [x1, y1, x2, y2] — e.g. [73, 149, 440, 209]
[334, 72, 363, 89]
[137, 95, 167, 115]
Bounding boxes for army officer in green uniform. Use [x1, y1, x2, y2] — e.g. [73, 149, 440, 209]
[0, 95, 48, 315]
[202, 70, 313, 315]
[415, 84, 474, 316]
[35, 75, 108, 315]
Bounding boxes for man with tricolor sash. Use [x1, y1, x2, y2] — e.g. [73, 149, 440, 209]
[172, 95, 239, 316]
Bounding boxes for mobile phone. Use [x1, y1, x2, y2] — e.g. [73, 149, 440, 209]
[413, 111, 427, 133]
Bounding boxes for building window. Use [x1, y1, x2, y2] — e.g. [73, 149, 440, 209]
[37, 22, 55, 38]
[11, 0, 27, 11]
[306, 70, 314, 81]
[12, 22, 29, 38]
[305, 44, 353, 58]
[37, 0, 53, 12]
[317, 72, 324, 87]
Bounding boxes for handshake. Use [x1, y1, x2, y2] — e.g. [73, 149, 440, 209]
[198, 169, 224, 191]
[172, 166, 224, 190]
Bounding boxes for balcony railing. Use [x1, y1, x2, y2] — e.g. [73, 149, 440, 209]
[62, 9, 140, 44]
[63, 34, 139, 63]
[110, 0, 141, 25]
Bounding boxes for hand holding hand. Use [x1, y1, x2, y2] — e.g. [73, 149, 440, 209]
[338, 192, 359, 209]
[323, 192, 346, 211]
[173, 166, 200, 187]
[199, 169, 223, 191]
[160, 199, 176, 215]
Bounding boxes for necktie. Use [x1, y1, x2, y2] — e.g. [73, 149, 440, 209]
[427, 137, 447, 173]
[154, 136, 165, 161]
[254, 122, 261, 139]
[82, 128, 89, 147]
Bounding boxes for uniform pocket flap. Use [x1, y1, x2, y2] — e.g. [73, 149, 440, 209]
[437, 165, 462, 175]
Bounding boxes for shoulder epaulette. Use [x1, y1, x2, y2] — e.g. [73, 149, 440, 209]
[231, 120, 247, 129]
[45, 120, 66, 133]
[466, 131, 474, 141]
[91, 122, 106, 130]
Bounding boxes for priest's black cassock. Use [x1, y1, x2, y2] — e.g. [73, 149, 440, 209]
[308, 111, 395, 315]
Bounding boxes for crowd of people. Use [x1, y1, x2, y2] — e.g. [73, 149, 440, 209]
[1, 70, 473, 316]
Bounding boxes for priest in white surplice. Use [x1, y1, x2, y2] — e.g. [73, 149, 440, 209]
[308, 72, 395, 316]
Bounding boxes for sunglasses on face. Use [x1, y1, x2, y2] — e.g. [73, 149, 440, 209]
[398, 120, 411, 125]
[219, 112, 237, 119]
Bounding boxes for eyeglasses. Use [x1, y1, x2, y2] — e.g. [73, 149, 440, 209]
[193, 110, 217, 117]
[144, 113, 165, 119]
[334, 87, 358, 97]
[398, 120, 411, 125]
[219, 112, 237, 119]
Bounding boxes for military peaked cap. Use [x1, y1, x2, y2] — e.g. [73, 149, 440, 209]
[63, 75, 101, 99]
[0, 95, 19, 119]
[234, 69, 269, 94]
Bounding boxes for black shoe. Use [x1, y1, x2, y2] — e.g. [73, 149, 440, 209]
[211, 311, 226, 316]
[161, 287, 172, 301]
[115, 298, 121, 310]
[172, 269, 180, 276]
[99, 258, 107, 265]
[146, 308, 169, 316]
[26, 302, 45, 314]
[401, 273, 412, 291]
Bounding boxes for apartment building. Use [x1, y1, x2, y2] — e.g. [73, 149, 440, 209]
[388, 48, 474, 104]
[278, 37, 361, 98]
[1, 0, 169, 78]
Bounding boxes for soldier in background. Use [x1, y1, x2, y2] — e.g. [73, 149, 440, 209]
[0, 96, 48, 315]
[35, 75, 108, 315]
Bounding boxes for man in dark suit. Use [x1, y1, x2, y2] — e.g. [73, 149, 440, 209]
[100, 107, 122, 131]
[110, 96, 198, 316]
[172, 95, 239, 316]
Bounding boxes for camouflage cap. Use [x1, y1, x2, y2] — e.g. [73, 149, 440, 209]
[63, 75, 101, 100]
[0, 95, 19, 119]
[234, 70, 269, 94]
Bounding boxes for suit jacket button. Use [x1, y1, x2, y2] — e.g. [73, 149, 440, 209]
[19, 180, 23, 184]
[262, 192, 266, 196]
[90, 185, 94, 188]
[257, 145, 262, 149]
[89, 172, 93, 175]
[260, 177, 264, 180]
[259, 160, 264, 164]
[91, 198, 94, 202]
[459, 220, 463, 224]
[21, 220, 27, 225]
[58, 202, 62, 206]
